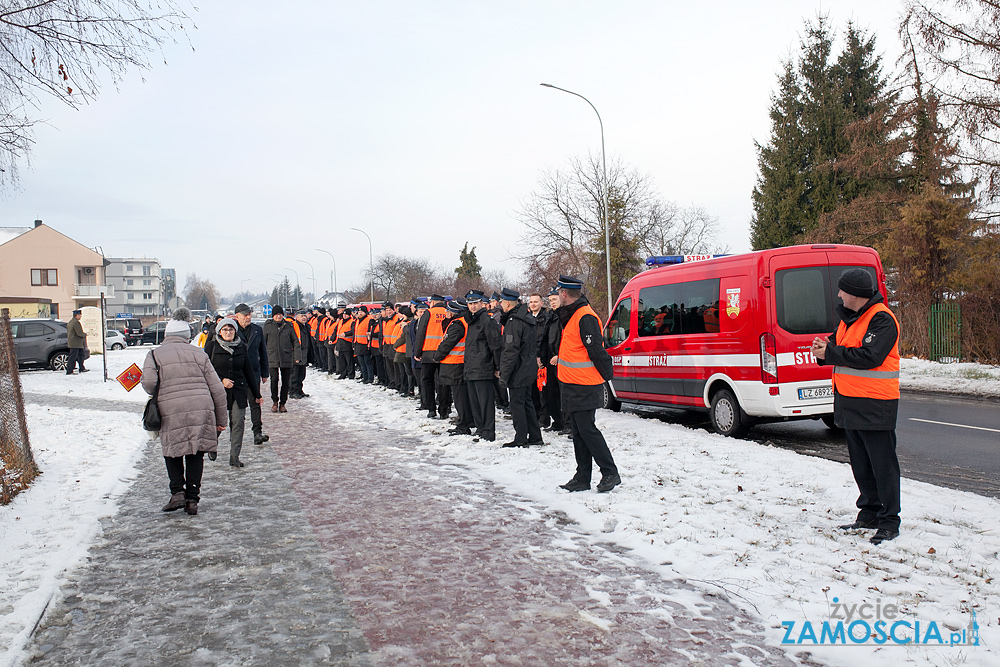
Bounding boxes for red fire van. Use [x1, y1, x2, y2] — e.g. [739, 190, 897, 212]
[602, 244, 888, 436]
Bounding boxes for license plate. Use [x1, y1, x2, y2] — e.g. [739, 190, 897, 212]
[798, 386, 833, 400]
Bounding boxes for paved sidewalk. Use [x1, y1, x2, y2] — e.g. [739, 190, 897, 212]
[25, 388, 802, 666]
[26, 432, 371, 666]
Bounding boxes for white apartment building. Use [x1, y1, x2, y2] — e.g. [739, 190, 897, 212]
[105, 258, 163, 317]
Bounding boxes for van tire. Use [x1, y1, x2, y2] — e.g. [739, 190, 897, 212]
[821, 414, 842, 431]
[601, 382, 621, 412]
[710, 388, 749, 438]
[49, 351, 70, 371]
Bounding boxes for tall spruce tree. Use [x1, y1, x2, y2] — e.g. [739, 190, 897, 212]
[751, 18, 890, 249]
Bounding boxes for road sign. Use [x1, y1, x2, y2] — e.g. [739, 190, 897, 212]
[262, 304, 272, 317]
[115, 313, 134, 318]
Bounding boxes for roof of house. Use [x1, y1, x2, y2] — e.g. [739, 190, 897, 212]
[0, 227, 32, 246]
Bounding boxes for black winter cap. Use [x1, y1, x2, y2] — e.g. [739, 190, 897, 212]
[272, 305, 284, 316]
[838, 269, 875, 298]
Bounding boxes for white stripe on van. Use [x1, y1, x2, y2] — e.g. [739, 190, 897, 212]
[624, 354, 759, 368]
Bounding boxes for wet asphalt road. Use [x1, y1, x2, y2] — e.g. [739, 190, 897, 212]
[626, 392, 1000, 498]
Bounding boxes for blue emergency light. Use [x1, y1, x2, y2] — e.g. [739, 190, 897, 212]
[645, 254, 729, 266]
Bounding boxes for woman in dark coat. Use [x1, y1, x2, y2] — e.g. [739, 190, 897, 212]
[205, 317, 262, 468]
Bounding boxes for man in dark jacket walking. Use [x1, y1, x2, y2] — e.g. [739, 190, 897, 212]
[812, 269, 901, 545]
[498, 288, 543, 448]
[263, 305, 296, 413]
[234, 303, 269, 444]
[65, 309, 88, 374]
[463, 290, 501, 442]
[555, 275, 620, 493]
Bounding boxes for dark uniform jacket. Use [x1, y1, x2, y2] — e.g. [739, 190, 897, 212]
[464, 309, 502, 381]
[263, 318, 296, 369]
[291, 320, 312, 366]
[499, 303, 538, 388]
[817, 291, 899, 431]
[557, 296, 613, 412]
[434, 313, 470, 384]
[67, 318, 86, 349]
[535, 308, 561, 362]
[237, 321, 269, 384]
[205, 337, 262, 410]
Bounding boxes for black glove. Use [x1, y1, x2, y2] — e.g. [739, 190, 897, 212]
[207, 451, 217, 461]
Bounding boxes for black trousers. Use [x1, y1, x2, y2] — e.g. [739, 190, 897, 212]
[326, 344, 337, 374]
[569, 408, 617, 482]
[541, 366, 563, 429]
[383, 353, 397, 388]
[449, 381, 473, 429]
[399, 361, 415, 395]
[290, 364, 307, 395]
[164, 453, 205, 501]
[269, 366, 291, 405]
[336, 342, 355, 378]
[467, 380, 496, 439]
[508, 384, 542, 443]
[249, 384, 263, 435]
[846, 429, 901, 531]
[420, 361, 440, 412]
[314, 343, 326, 370]
[493, 376, 509, 409]
[67, 347, 86, 373]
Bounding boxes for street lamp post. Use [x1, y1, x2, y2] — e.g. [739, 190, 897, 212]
[540, 82, 613, 318]
[240, 278, 250, 305]
[349, 227, 374, 302]
[297, 259, 316, 304]
[282, 267, 301, 310]
[316, 249, 338, 296]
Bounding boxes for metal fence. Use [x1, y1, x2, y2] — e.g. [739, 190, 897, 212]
[0, 308, 38, 504]
[929, 302, 962, 363]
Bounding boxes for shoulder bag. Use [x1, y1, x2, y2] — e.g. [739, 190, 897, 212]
[142, 350, 162, 431]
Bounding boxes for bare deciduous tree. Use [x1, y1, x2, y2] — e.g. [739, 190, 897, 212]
[183, 273, 220, 313]
[0, 0, 192, 187]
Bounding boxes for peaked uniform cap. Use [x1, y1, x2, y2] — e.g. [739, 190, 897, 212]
[557, 274, 585, 290]
[500, 287, 520, 301]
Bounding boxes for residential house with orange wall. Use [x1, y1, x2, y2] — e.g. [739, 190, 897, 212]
[0, 221, 111, 320]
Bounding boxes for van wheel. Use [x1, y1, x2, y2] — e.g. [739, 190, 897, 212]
[601, 382, 621, 412]
[821, 414, 843, 431]
[710, 388, 749, 438]
[50, 351, 69, 371]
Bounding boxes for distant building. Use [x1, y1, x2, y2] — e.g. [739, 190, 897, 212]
[0, 220, 110, 319]
[317, 291, 352, 308]
[106, 257, 164, 317]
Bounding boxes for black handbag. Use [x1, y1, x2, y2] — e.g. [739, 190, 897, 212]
[142, 350, 162, 431]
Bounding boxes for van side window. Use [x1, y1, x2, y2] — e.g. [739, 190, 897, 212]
[605, 298, 631, 347]
[637, 279, 720, 336]
[775, 265, 877, 334]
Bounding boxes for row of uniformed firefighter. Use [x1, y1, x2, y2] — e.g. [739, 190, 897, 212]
[284, 275, 622, 493]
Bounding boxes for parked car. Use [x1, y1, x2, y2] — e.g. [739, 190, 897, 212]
[105, 329, 127, 350]
[11, 318, 70, 371]
[106, 317, 143, 346]
[141, 320, 197, 345]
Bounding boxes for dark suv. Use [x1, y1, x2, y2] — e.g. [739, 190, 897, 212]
[106, 317, 143, 346]
[141, 320, 197, 345]
[12, 318, 71, 371]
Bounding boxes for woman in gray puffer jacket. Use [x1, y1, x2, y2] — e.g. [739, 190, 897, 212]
[142, 308, 227, 516]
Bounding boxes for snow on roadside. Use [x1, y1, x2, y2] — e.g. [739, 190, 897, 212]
[901, 357, 1000, 397]
[0, 348, 150, 667]
[312, 374, 999, 667]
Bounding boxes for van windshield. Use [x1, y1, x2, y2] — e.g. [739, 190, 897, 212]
[775, 265, 877, 335]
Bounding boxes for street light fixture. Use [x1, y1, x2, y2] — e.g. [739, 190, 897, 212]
[349, 227, 374, 302]
[540, 82, 613, 318]
[315, 249, 338, 296]
[297, 259, 316, 303]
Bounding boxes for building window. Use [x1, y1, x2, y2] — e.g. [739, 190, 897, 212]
[127, 293, 134, 300]
[30, 269, 58, 286]
[126, 265, 134, 272]
[143, 293, 152, 300]
[142, 265, 151, 276]
[143, 279, 151, 286]
[126, 279, 134, 286]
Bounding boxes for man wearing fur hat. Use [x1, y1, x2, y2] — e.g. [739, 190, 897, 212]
[812, 268, 901, 546]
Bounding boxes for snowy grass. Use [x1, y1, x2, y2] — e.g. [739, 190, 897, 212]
[901, 357, 1000, 397]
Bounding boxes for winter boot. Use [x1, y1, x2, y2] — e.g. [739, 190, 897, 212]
[161, 492, 186, 512]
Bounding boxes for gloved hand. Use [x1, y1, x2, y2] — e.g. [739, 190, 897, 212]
[208, 451, 217, 461]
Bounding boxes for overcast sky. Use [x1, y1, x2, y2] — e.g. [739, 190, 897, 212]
[1, 0, 906, 298]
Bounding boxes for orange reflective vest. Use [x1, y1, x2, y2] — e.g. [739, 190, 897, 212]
[557, 304, 605, 386]
[422, 306, 448, 353]
[384, 317, 401, 348]
[354, 315, 370, 344]
[370, 319, 381, 349]
[319, 318, 333, 342]
[337, 319, 354, 342]
[832, 303, 900, 400]
[440, 318, 467, 365]
[309, 317, 319, 338]
[288, 318, 303, 344]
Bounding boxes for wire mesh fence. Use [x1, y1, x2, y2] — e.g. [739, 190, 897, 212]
[0, 308, 38, 504]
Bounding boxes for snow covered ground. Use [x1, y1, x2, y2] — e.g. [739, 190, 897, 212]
[900, 357, 1000, 397]
[2, 347, 999, 666]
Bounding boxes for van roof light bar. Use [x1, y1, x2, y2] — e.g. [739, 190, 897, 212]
[645, 254, 729, 266]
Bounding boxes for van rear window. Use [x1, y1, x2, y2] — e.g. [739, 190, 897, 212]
[637, 278, 720, 337]
[775, 265, 877, 335]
